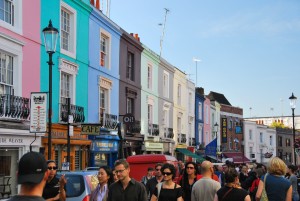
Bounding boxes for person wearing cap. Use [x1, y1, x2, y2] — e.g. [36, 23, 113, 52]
[8, 151, 49, 201]
[42, 160, 67, 201]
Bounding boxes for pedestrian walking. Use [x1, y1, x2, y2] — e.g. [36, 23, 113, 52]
[150, 163, 183, 201]
[42, 160, 67, 201]
[107, 159, 147, 201]
[288, 165, 299, 201]
[90, 166, 114, 201]
[214, 168, 250, 201]
[191, 161, 221, 201]
[8, 152, 49, 201]
[255, 157, 292, 201]
[141, 167, 154, 186]
[146, 163, 164, 200]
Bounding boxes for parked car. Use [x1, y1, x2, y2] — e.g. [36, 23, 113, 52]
[56, 171, 98, 201]
[83, 167, 100, 171]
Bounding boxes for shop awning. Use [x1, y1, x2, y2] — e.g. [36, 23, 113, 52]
[176, 148, 205, 162]
[222, 152, 251, 164]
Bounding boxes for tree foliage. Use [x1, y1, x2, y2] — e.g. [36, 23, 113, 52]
[270, 121, 287, 128]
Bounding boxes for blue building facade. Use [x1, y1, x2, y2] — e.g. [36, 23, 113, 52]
[195, 87, 205, 148]
[88, 6, 122, 168]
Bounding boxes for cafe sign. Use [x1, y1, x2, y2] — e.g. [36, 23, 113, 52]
[81, 124, 101, 135]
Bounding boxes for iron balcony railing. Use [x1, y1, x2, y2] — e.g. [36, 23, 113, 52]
[148, 123, 159, 136]
[177, 133, 187, 143]
[99, 112, 118, 130]
[60, 102, 85, 123]
[0, 94, 30, 120]
[164, 128, 174, 138]
[125, 120, 141, 134]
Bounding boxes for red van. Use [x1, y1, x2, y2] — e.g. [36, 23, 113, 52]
[127, 154, 179, 182]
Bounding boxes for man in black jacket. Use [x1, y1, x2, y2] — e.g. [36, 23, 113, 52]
[145, 163, 163, 201]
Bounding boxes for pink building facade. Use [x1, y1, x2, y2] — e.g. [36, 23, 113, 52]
[203, 96, 211, 146]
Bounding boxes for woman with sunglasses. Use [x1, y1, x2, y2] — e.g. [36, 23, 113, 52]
[42, 160, 67, 201]
[178, 162, 200, 201]
[90, 166, 114, 201]
[150, 163, 183, 201]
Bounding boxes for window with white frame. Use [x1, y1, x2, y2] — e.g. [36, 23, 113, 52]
[189, 92, 192, 113]
[198, 102, 202, 120]
[59, 59, 78, 104]
[177, 84, 181, 105]
[60, 72, 71, 103]
[163, 109, 169, 127]
[126, 97, 134, 114]
[99, 88, 108, 114]
[259, 132, 263, 143]
[0, 0, 22, 33]
[205, 105, 208, 124]
[163, 72, 169, 98]
[0, 0, 14, 25]
[249, 147, 253, 155]
[100, 30, 110, 69]
[98, 77, 112, 119]
[177, 117, 181, 134]
[0, 52, 13, 95]
[249, 129, 252, 140]
[127, 52, 134, 81]
[148, 104, 153, 124]
[60, 2, 76, 58]
[270, 135, 273, 146]
[147, 64, 152, 89]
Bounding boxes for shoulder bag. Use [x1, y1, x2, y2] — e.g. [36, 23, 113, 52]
[260, 173, 268, 201]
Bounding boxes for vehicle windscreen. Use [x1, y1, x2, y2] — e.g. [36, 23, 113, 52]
[64, 175, 85, 198]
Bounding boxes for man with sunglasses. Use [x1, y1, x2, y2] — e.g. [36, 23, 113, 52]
[42, 160, 67, 201]
[107, 159, 147, 201]
[146, 163, 164, 201]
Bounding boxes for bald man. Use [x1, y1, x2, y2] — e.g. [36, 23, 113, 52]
[191, 161, 221, 201]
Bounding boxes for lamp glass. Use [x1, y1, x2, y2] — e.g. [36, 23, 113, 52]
[42, 21, 59, 53]
[289, 94, 297, 109]
[214, 122, 219, 132]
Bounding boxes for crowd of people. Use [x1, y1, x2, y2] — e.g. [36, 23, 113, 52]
[7, 152, 300, 201]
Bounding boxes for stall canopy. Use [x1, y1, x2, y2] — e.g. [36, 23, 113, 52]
[223, 152, 251, 164]
[176, 148, 205, 162]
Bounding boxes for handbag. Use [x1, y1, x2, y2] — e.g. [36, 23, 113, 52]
[260, 173, 268, 201]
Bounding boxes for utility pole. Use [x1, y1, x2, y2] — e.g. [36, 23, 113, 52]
[159, 8, 170, 58]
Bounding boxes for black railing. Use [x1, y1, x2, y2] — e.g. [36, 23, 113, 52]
[148, 123, 159, 136]
[125, 120, 141, 134]
[0, 94, 30, 120]
[164, 128, 174, 138]
[60, 103, 85, 123]
[177, 133, 187, 143]
[100, 112, 118, 130]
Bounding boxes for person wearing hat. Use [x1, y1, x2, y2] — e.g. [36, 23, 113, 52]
[8, 151, 49, 201]
[42, 160, 67, 201]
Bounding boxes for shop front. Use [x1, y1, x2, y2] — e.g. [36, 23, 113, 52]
[144, 141, 164, 153]
[0, 124, 42, 196]
[90, 138, 119, 168]
[42, 124, 91, 170]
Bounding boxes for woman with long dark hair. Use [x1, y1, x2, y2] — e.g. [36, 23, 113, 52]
[90, 166, 114, 201]
[178, 161, 200, 201]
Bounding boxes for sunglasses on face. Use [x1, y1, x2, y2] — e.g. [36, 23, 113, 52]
[48, 166, 57, 170]
[156, 168, 161, 171]
[186, 166, 195, 169]
[163, 172, 172, 176]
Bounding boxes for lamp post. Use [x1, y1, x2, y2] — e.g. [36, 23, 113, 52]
[214, 122, 219, 161]
[289, 93, 297, 166]
[193, 58, 201, 87]
[43, 20, 59, 160]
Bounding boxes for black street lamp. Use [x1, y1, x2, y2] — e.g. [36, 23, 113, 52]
[43, 20, 59, 160]
[289, 93, 297, 166]
[214, 122, 219, 161]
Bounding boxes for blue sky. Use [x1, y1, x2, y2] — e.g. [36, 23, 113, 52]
[109, 0, 300, 118]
